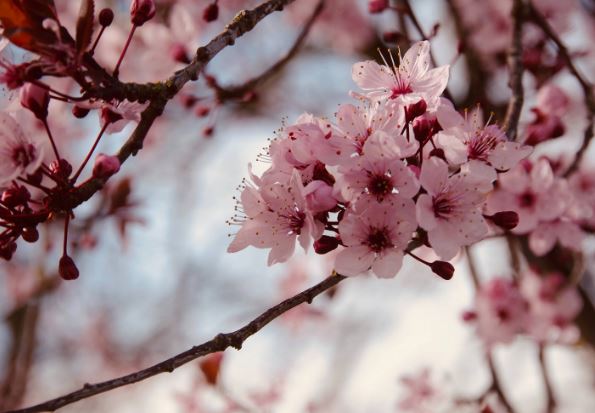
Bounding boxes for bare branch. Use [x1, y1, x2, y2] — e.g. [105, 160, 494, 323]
[4, 273, 346, 413]
[212, 0, 325, 102]
[526, 2, 595, 176]
[503, 0, 526, 141]
[538, 345, 556, 413]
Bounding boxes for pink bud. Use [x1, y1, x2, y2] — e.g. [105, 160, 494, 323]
[203, 2, 219, 22]
[93, 154, 121, 179]
[430, 260, 454, 280]
[171, 43, 190, 64]
[368, 0, 389, 13]
[314, 236, 340, 254]
[304, 180, 337, 213]
[59, 255, 79, 280]
[405, 99, 427, 123]
[130, 0, 156, 26]
[20, 83, 50, 120]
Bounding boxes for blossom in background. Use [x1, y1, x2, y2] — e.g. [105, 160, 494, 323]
[0, 112, 44, 186]
[352, 41, 449, 109]
[524, 84, 568, 145]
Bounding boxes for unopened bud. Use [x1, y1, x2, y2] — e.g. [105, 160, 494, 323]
[203, 2, 219, 22]
[462, 310, 477, 322]
[487, 211, 519, 230]
[429, 148, 446, 160]
[93, 154, 121, 179]
[2, 185, 31, 208]
[72, 105, 90, 118]
[22, 227, 39, 243]
[59, 255, 79, 280]
[195, 105, 210, 117]
[382, 31, 402, 43]
[99, 8, 114, 27]
[20, 83, 50, 120]
[430, 260, 454, 280]
[368, 0, 389, 13]
[49, 158, 73, 180]
[200, 352, 223, 385]
[171, 43, 190, 64]
[101, 106, 123, 125]
[405, 99, 427, 123]
[130, 0, 156, 26]
[314, 235, 340, 254]
[0, 242, 17, 260]
[412, 116, 440, 142]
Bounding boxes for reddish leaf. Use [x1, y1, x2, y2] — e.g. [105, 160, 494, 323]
[75, 0, 95, 54]
[0, 0, 58, 52]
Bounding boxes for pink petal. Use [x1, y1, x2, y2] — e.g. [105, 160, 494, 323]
[372, 250, 404, 278]
[334, 245, 375, 276]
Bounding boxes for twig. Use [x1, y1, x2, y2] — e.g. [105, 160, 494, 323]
[5, 273, 347, 413]
[526, 2, 595, 176]
[465, 247, 516, 413]
[45, 0, 299, 213]
[503, 0, 526, 141]
[212, 0, 325, 101]
[538, 344, 556, 413]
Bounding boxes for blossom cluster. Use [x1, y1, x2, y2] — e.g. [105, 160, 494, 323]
[465, 270, 583, 346]
[227, 41, 532, 278]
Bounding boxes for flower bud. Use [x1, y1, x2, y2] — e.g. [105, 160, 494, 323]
[383, 31, 402, 43]
[200, 352, 223, 385]
[405, 99, 427, 123]
[72, 105, 90, 118]
[171, 43, 190, 64]
[430, 260, 454, 280]
[428, 148, 446, 160]
[314, 235, 340, 254]
[2, 185, 31, 208]
[59, 255, 79, 280]
[20, 83, 50, 120]
[93, 154, 121, 179]
[0, 241, 17, 260]
[412, 115, 440, 142]
[487, 211, 519, 231]
[22, 227, 39, 243]
[101, 106, 123, 125]
[130, 0, 156, 26]
[99, 8, 114, 27]
[368, 0, 389, 13]
[49, 158, 73, 180]
[203, 2, 219, 22]
[304, 180, 337, 213]
[461, 310, 477, 322]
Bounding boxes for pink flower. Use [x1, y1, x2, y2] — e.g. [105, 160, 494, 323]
[334, 199, 416, 278]
[469, 277, 528, 346]
[398, 368, 442, 412]
[0, 112, 45, 186]
[416, 157, 488, 260]
[528, 219, 583, 256]
[487, 159, 569, 234]
[228, 172, 323, 265]
[521, 271, 582, 343]
[435, 104, 532, 180]
[335, 134, 420, 203]
[352, 41, 449, 108]
[524, 84, 568, 145]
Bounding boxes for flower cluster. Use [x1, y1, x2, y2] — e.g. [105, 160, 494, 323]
[228, 41, 531, 278]
[464, 270, 583, 346]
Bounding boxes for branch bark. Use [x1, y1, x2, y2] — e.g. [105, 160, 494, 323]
[4, 273, 346, 413]
[503, 0, 526, 141]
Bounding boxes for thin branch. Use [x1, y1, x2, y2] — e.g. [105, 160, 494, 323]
[538, 344, 556, 413]
[503, 0, 526, 141]
[5, 273, 347, 413]
[212, 0, 325, 102]
[526, 2, 595, 176]
[465, 247, 516, 413]
[45, 0, 298, 213]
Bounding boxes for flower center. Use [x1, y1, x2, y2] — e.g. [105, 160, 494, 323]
[467, 130, 500, 162]
[518, 191, 536, 208]
[366, 227, 392, 252]
[368, 173, 393, 200]
[390, 75, 412, 99]
[288, 210, 306, 234]
[12, 144, 36, 168]
[433, 196, 452, 218]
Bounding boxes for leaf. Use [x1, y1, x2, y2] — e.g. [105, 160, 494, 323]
[75, 0, 94, 55]
[0, 0, 58, 52]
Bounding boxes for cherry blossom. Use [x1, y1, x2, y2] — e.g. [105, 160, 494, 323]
[334, 198, 416, 278]
[0, 112, 44, 186]
[352, 41, 449, 108]
[416, 157, 488, 260]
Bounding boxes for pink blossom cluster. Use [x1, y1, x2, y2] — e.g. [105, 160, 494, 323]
[487, 157, 591, 256]
[227, 41, 531, 278]
[464, 270, 583, 346]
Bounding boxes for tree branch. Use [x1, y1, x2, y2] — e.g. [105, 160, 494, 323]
[211, 0, 325, 102]
[526, 2, 595, 176]
[4, 273, 346, 413]
[503, 0, 526, 141]
[46, 0, 299, 213]
[538, 344, 556, 413]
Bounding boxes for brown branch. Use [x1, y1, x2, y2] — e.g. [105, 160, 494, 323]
[4, 273, 347, 413]
[526, 2, 595, 176]
[46, 0, 299, 213]
[503, 0, 526, 141]
[465, 247, 517, 413]
[538, 344, 556, 413]
[212, 0, 325, 102]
